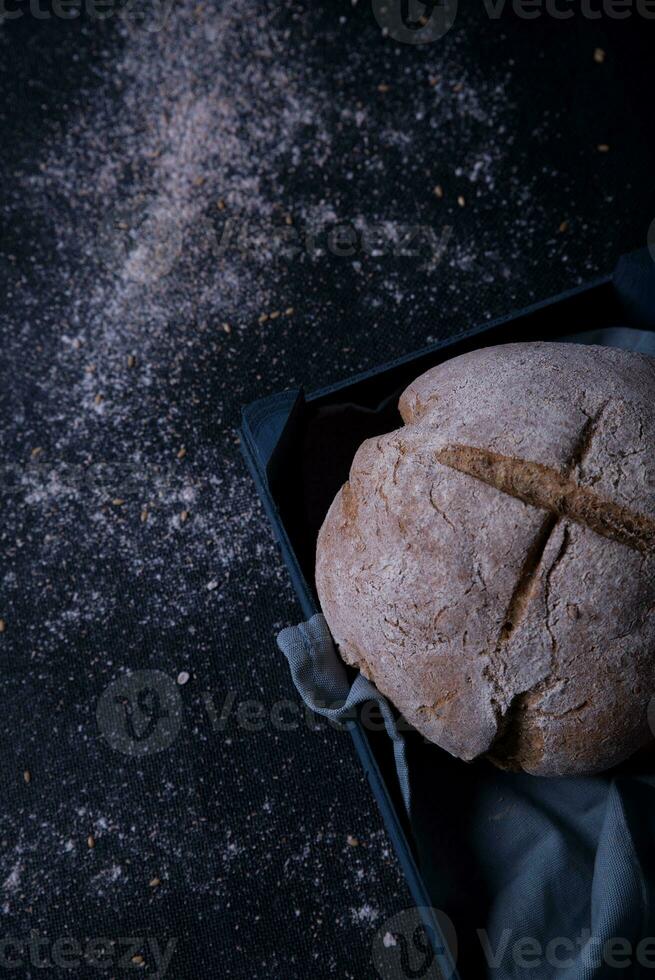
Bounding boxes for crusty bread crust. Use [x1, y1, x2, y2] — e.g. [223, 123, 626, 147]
[315, 343, 655, 776]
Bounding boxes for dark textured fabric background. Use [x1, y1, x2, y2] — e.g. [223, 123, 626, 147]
[1, 3, 654, 977]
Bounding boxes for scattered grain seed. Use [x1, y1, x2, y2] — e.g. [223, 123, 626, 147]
[597, 144, 610, 153]
[94, 393, 103, 405]
[285, 307, 294, 316]
[452, 82, 463, 93]
[127, 354, 136, 369]
[0, 619, 5, 633]
[207, 579, 219, 591]
[140, 507, 149, 523]
[23, 770, 31, 783]
[258, 313, 269, 324]
[180, 510, 189, 523]
[269, 310, 281, 320]
[558, 220, 569, 233]
[87, 835, 95, 849]
[377, 83, 390, 93]
[346, 835, 359, 847]
[284, 214, 293, 226]
[132, 954, 145, 966]
[112, 498, 125, 506]
[594, 48, 606, 63]
[217, 198, 226, 211]
[433, 184, 444, 199]
[221, 322, 231, 334]
[457, 195, 466, 207]
[149, 877, 161, 888]
[177, 671, 190, 686]
[177, 446, 187, 459]
[31, 447, 43, 458]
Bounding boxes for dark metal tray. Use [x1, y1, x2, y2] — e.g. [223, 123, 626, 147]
[240, 249, 655, 979]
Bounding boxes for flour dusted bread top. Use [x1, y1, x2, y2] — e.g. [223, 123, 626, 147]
[315, 342, 655, 776]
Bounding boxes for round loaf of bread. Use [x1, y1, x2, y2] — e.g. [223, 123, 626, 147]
[315, 342, 655, 776]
